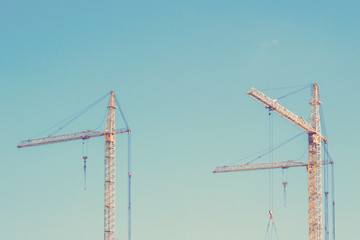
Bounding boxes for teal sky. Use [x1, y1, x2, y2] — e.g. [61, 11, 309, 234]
[1, 1, 359, 239]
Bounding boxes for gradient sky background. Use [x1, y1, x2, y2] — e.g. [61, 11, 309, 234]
[1, 1, 360, 240]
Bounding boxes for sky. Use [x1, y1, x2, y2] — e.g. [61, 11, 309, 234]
[1, 1, 360, 239]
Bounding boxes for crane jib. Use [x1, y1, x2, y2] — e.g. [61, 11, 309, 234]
[246, 88, 327, 143]
[17, 129, 129, 148]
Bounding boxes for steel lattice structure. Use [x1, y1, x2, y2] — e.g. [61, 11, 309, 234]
[215, 84, 327, 240]
[18, 91, 130, 240]
[307, 85, 322, 240]
[104, 91, 117, 240]
[213, 160, 331, 173]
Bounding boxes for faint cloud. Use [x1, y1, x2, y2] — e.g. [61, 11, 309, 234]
[261, 39, 279, 48]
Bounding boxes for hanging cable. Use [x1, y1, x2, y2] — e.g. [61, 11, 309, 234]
[128, 132, 132, 240]
[247, 132, 305, 165]
[260, 84, 311, 92]
[114, 95, 130, 130]
[282, 168, 288, 207]
[331, 155, 335, 240]
[290, 147, 308, 162]
[50, 93, 110, 136]
[323, 143, 336, 240]
[113, 93, 132, 240]
[279, 146, 307, 208]
[92, 108, 108, 131]
[269, 110, 274, 211]
[31, 92, 110, 139]
[275, 85, 312, 101]
[320, 102, 335, 240]
[227, 132, 305, 166]
[320, 105, 328, 138]
[228, 147, 271, 165]
[264, 110, 279, 240]
[264, 209, 280, 240]
[264, 211, 273, 240]
[323, 143, 330, 240]
[82, 139, 88, 191]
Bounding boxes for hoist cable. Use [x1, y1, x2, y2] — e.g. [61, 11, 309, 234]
[264, 216, 280, 240]
[282, 168, 288, 207]
[269, 111, 274, 211]
[323, 143, 336, 240]
[324, 143, 330, 240]
[113, 93, 132, 240]
[128, 133, 132, 240]
[272, 222, 280, 240]
[320, 96, 335, 240]
[323, 144, 333, 163]
[264, 220, 271, 240]
[331, 160, 335, 240]
[264, 111, 280, 240]
[82, 140, 88, 191]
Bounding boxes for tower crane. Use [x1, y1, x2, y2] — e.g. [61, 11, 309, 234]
[213, 84, 333, 240]
[17, 91, 131, 240]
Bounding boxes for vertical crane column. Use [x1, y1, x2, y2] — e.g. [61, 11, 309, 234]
[104, 91, 117, 240]
[308, 84, 322, 240]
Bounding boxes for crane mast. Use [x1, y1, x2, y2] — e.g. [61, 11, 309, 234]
[308, 85, 322, 240]
[104, 91, 117, 240]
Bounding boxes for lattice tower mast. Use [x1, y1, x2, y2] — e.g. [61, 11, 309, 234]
[104, 91, 117, 240]
[308, 84, 322, 240]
